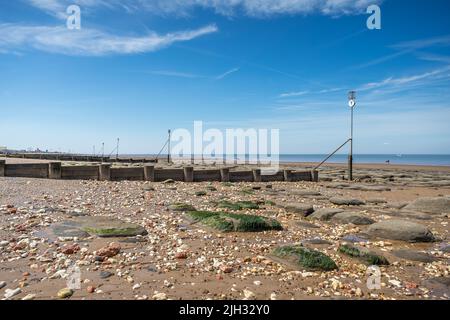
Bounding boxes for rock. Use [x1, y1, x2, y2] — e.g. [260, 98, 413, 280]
[49, 221, 91, 238]
[243, 289, 256, 299]
[402, 197, 450, 215]
[79, 217, 148, 237]
[332, 212, 375, 225]
[152, 292, 167, 300]
[291, 190, 322, 196]
[169, 203, 196, 212]
[87, 286, 96, 293]
[22, 294, 36, 300]
[271, 245, 338, 271]
[296, 221, 320, 229]
[366, 198, 387, 204]
[392, 249, 438, 263]
[367, 219, 435, 242]
[338, 244, 389, 265]
[0, 281, 6, 289]
[281, 203, 315, 217]
[438, 243, 450, 253]
[309, 208, 344, 221]
[187, 211, 283, 232]
[195, 191, 207, 197]
[97, 242, 121, 258]
[330, 197, 366, 206]
[162, 179, 175, 184]
[341, 234, 369, 243]
[100, 271, 114, 279]
[175, 252, 188, 259]
[4, 288, 21, 299]
[301, 238, 332, 245]
[61, 244, 80, 255]
[57, 288, 73, 299]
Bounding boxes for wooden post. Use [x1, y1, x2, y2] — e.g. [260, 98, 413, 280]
[48, 162, 62, 179]
[311, 170, 319, 182]
[184, 167, 194, 182]
[252, 169, 261, 182]
[144, 165, 155, 182]
[99, 163, 111, 181]
[0, 160, 5, 177]
[220, 168, 230, 182]
[283, 170, 292, 182]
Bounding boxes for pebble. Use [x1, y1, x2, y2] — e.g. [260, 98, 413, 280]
[4, 288, 22, 299]
[57, 288, 74, 299]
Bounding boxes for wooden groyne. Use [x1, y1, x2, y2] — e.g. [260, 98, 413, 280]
[4, 153, 158, 164]
[0, 160, 319, 183]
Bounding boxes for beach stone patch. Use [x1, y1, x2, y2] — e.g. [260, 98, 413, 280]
[329, 197, 365, 206]
[186, 211, 282, 232]
[392, 249, 438, 263]
[281, 203, 315, 217]
[332, 212, 375, 225]
[271, 245, 338, 271]
[309, 208, 344, 221]
[402, 197, 450, 215]
[169, 203, 197, 212]
[367, 219, 435, 242]
[338, 244, 389, 266]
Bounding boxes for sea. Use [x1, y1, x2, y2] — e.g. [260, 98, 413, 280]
[122, 154, 450, 166]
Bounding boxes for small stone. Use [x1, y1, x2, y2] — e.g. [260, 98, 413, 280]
[57, 288, 73, 299]
[355, 288, 363, 297]
[175, 252, 188, 259]
[243, 289, 256, 299]
[0, 281, 6, 289]
[97, 242, 121, 258]
[87, 286, 96, 293]
[4, 288, 21, 299]
[22, 294, 36, 300]
[270, 292, 277, 300]
[100, 271, 114, 279]
[152, 292, 167, 300]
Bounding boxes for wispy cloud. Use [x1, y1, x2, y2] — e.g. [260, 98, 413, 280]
[0, 23, 218, 56]
[279, 91, 309, 98]
[358, 66, 450, 92]
[215, 67, 239, 80]
[25, 0, 383, 18]
[148, 70, 203, 79]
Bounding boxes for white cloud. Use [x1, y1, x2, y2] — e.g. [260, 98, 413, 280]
[279, 90, 309, 98]
[358, 66, 450, 92]
[25, 0, 383, 18]
[0, 23, 218, 56]
[215, 67, 240, 80]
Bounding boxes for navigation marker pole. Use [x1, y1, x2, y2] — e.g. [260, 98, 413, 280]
[348, 91, 356, 181]
[167, 129, 171, 163]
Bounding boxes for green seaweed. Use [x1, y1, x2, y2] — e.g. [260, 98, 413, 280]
[82, 226, 147, 237]
[272, 245, 338, 271]
[169, 203, 197, 212]
[217, 200, 259, 210]
[338, 244, 389, 266]
[186, 211, 282, 232]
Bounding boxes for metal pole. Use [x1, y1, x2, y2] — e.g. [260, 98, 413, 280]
[349, 103, 354, 181]
[101, 142, 104, 158]
[167, 130, 171, 163]
[116, 138, 119, 160]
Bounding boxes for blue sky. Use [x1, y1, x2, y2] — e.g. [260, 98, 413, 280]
[0, 0, 449, 155]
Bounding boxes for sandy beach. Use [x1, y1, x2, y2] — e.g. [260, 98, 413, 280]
[0, 160, 449, 301]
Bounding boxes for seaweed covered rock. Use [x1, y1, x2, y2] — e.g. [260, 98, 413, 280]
[272, 245, 338, 271]
[169, 203, 197, 212]
[186, 211, 282, 232]
[338, 244, 389, 265]
[217, 200, 259, 210]
[79, 217, 148, 238]
[402, 197, 450, 215]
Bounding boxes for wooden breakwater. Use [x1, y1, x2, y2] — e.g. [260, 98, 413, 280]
[0, 160, 319, 183]
[3, 153, 158, 164]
